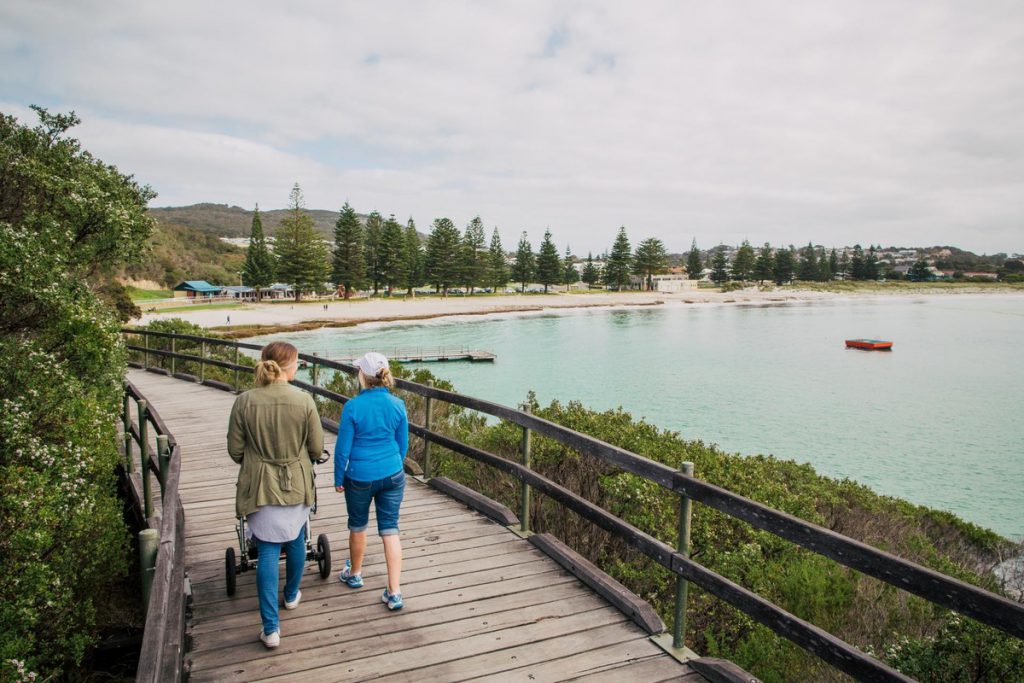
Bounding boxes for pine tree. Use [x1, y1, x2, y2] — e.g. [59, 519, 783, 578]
[633, 237, 668, 290]
[363, 211, 384, 295]
[425, 217, 461, 296]
[686, 238, 702, 280]
[460, 216, 487, 294]
[401, 218, 424, 296]
[562, 246, 577, 288]
[817, 247, 833, 282]
[773, 245, 796, 285]
[487, 227, 508, 291]
[865, 245, 880, 280]
[755, 243, 774, 284]
[828, 249, 839, 280]
[536, 229, 561, 293]
[275, 183, 329, 302]
[798, 242, 819, 281]
[581, 252, 600, 288]
[710, 247, 730, 284]
[732, 240, 756, 282]
[850, 245, 866, 280]
[603, 226, 633, 290]
[511, 231, 535, 292]
[331, 202, 364, 299]
[242, 204, 275, 299]
[380, 214, 406, 295]
[909, 259, 932, 282]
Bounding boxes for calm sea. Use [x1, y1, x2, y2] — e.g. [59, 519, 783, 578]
[252, 294, 1024, 539]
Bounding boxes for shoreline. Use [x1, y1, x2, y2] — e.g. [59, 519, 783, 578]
[134, 286, 1024, 338]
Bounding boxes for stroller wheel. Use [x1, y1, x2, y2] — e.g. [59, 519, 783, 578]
[317, 534, 331, 579]
[225, 547, 237, 596]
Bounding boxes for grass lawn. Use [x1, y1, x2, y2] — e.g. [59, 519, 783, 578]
[127, 286, 173, 301]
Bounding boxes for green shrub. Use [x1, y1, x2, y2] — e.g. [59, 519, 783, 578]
[0, 107, 152, 678]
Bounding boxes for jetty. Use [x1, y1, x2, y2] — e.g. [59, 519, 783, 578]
[303, 347, 496, 365]
[119, 328, 1024, 683]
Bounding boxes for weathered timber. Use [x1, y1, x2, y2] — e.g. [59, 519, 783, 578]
[172, 372, 199, 383]
[428, 476, 520, 526]
[200, 379, 234, 392]
[529, 532, 666, 634]
[690, 657, 762, 683]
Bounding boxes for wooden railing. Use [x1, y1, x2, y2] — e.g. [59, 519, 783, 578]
[122, 328, 1024, 683]
[121, 380, 188, 682]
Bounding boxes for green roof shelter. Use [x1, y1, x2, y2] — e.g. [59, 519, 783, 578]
[173, 280, 222, 297]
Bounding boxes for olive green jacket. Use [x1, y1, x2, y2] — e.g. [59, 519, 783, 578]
[226, 382, 324, 517]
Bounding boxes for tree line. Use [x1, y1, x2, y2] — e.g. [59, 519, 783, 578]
[241, 184, 675, 298]
[692, 240, 885, 285]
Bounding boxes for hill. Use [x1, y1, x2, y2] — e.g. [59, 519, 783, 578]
[123, 220, 246, 287]
[147, 203, 363, 240]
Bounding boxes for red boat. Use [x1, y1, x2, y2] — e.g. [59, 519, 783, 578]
[845, 339, 893, 351]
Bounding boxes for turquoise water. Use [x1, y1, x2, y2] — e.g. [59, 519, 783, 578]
[253, 295, 1024, 539]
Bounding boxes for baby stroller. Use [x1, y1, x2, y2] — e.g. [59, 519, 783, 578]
[224, 451, 332, 596]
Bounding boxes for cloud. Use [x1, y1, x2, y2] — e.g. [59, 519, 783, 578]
[1, 0, 1022, 253]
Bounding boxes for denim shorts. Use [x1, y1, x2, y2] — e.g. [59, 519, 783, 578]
[344, 470, 406, 536]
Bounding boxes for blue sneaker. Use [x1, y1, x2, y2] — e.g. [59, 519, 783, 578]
[339, 560, 363, 588]
[382, 587, 403, 611]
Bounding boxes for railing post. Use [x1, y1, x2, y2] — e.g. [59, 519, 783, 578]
[143, 333, 150, 369]
[170, 337, 176, 375]
[138, 399, 153, 520]
[423, 380, 434, 478]
[673, 461, 694, 649]
[200, 341, 206, 383]
[138, 527, 159, 614]
[157, 435, 170, 500]
[520, 403, 532, 534]
[122, 385, 133, 472]
[233, 344, 240, 392]
[311, 353, 319, 388]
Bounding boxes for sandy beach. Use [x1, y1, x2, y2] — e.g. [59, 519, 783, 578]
[137, 288, 851, 333]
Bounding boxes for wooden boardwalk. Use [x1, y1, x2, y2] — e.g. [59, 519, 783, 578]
[127, 370, 697, 682]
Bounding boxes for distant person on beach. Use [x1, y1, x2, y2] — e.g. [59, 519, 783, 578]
[334, 352, 408, 611]
[227, 341, 324, 648]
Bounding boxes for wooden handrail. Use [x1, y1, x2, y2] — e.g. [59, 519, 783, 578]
[121, 379, 187, 682]
[121, 328, 1024, 681]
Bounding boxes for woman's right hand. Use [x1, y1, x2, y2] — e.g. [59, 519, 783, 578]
[335, 486, 345, 493]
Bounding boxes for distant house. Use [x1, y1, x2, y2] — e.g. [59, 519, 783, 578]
[963, 271, 998, 280]
[173, 280, 222, 298]
[651, 274, 697, 293]
[261, 283, 296, 300]
[221, 285, 257, 300]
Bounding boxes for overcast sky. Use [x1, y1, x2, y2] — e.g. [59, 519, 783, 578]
[2, 1, 1022, 254]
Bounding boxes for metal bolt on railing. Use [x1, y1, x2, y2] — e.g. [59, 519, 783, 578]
[520, 402, 532, 534]
[673, 461, 695, 649]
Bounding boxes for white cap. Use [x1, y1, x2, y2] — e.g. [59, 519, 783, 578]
[353, 352, 389, 378]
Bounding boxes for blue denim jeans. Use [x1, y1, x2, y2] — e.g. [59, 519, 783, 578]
[344, 470, 406, 536]
[255, 526, 305, 635]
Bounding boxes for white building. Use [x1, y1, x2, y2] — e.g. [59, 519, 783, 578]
[651, 274, 698, 293]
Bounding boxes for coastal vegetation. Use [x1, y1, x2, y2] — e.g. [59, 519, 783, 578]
[0, 108, 153, 679]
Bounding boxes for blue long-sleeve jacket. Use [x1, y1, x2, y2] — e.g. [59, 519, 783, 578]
[334, 387, 409, 485]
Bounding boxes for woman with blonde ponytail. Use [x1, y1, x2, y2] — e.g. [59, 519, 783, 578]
[334, 352, 409, 611]
[227, 341, 324, 648]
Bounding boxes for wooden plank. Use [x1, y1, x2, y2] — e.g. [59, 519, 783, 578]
[528, 533, 665, 635]
[690, 657, 762, 683]
[429, 476, 519, 525]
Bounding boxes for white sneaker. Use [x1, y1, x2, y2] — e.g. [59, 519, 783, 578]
[284, 590, 301, 610]
[260, 630, 280, 648]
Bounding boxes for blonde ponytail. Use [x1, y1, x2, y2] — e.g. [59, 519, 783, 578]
[254, 359, 283, 387]
[254, 341, 299, 387]
[361, 366, 395, 389]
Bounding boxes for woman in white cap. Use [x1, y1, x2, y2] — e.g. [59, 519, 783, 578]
[333, 352, 409, 610]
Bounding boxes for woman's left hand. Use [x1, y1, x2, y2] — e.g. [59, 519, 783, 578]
[335, 486, 345, 493]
